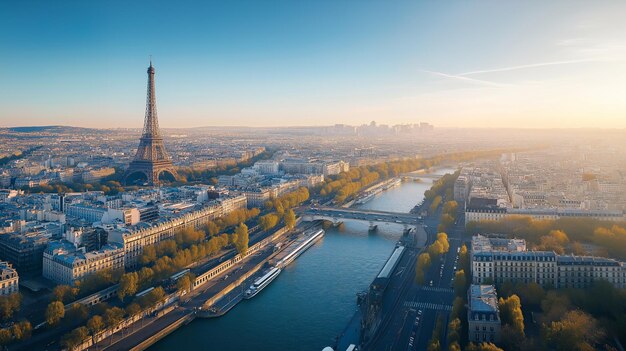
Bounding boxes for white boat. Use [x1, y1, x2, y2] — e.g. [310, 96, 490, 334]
[355, 192, 376, 205]
[244, 267, 281, 299]
[383, 178, 402, 190]
[276, 228, 325, 268]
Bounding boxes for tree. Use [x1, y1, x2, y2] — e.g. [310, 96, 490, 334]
[428, 240, 445, 259]
[137, 267, 155, 287]
[443, 200, 458, 215]
[440, 214, 455, 231]
[65, 303, 89, 323]
[78, 268, 123, 295]
[549, 230, 569, 244]
[138, 286, 165, 309]
[450, 296, 465, 320]
[500, 325, 525, 351]
[140, 245, 157, 265]
[453, 270, 467, 297]
[204, 221, 219, 236]
[515, 282, 545, 308]
[447, 318, 461, 347]
[427, 339, 441, 351]
[45, 301, 65, 326]
[466, 342, 504, 351]
[118, 272, 139, 301]
[571, 241, 586, 255]
[0, 293, 21, 321]
[52, 285, 78, 303]
[458, 244, 470, 272]
[430, 195, 442, 213]
[436, 232, 450, 253]
[284, 209, 296, 229]
[103, 307, 125, 328]
[87, 315, 104, 336]
[544, 310, 605, 351]
[536, 233, 566, 254]
[0, 328, 11, 346]
[427, 315, 444, 351]
[126, 303, 141, 317]
[541, 291, 571, 323]
[10, 321, 31, 341]
[234, 223, 249, 256]
[62, 326, 89, 350]
[499, 294, 524, 337]
[176, 275, 192, 295]
[259, 213, 279, 231]
[415, 253, 432, 284]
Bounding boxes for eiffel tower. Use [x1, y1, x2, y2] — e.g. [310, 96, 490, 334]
[124, 61, 177, 185]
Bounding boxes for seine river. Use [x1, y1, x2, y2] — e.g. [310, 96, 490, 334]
[151, 169, 453, 351]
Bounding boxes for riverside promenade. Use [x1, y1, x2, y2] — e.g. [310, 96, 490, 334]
[91, 224, 306, 351]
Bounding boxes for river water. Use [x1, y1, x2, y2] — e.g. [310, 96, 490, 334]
[151, 169, 454, 351]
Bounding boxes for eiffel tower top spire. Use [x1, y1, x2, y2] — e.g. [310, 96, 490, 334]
[142, 59, 161, 138]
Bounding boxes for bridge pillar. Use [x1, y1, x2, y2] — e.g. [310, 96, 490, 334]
[368, 221, 378, 231]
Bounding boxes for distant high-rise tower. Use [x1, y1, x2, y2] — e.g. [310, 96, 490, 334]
[124, 61, 177, 185]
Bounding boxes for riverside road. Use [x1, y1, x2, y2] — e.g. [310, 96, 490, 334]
[365, 208, 466, 351]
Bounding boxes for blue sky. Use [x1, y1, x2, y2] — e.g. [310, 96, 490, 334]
[1, 1, 625, 128]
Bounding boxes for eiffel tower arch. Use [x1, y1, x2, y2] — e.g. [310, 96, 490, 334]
[124, 62, 178, 185]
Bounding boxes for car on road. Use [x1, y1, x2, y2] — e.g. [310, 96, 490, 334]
[429, 280, 433, 286]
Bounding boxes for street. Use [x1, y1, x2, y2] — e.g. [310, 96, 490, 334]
[365, 207, 466, 351]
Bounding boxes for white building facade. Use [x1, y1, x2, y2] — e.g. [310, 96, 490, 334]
[0, 261, 19, 296]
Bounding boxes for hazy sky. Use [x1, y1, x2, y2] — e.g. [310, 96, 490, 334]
[1, 1, 625, 129]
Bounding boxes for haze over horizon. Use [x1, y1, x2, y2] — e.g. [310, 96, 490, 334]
[1, 1, 625, 129]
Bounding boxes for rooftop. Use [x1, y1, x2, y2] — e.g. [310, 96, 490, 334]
[469, 284, 499, 314]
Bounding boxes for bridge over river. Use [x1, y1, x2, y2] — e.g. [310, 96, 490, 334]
[302, 206, 423, 227]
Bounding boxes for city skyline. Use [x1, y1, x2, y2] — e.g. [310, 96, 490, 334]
[1, 1, 626, 129]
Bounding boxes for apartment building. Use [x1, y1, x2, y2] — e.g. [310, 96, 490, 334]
[468, 284, 501, 343]
[471, 234, 626, 289]
[465, 205, 624, 225]
[0, 232, 49, 277]
[0, 261, 19, 295]
[43, 241, 124, 285]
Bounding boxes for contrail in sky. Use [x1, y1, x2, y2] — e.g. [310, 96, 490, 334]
[421, 70, 507, 87]
[459, 58, 598, 76]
